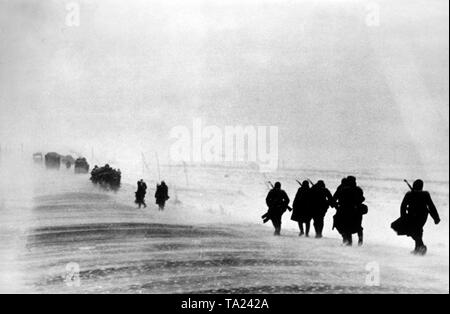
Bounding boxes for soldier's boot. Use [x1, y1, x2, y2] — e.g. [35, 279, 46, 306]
[358, 230, 363, 246]
[343, 234, 353, 246]
[305, 223, 310, 238]
[315, 222, 323, 238]
[412, 238, 426, 255]
[415, 245, 427, 256]
[411, 242, 419, 255]
[298, 223, 304, 236]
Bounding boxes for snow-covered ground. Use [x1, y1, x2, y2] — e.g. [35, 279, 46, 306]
[0, 152, 448, 293]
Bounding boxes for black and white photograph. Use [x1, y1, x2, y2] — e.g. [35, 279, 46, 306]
[0, 0, 448, 298]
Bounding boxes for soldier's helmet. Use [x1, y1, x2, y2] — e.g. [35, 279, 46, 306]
[347, 176, 357, 187]
[274, 182, 281, 189]
[316, 180, 325, 188]
[413, 179, 424, 191]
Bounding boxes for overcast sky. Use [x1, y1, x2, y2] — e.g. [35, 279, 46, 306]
[0, 0, 448, 174]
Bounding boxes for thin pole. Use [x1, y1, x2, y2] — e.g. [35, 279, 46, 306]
[155, 152, 161, 182]
[183, 161, 189, 187]
[141, 152, 152, 177]
[142, 153, 145, 177]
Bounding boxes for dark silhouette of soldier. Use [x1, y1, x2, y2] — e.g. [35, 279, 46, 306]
[333, 176, 367, 246]
[333, 177, 348, 243]
[310, 180, 334, 238]
[333, 178, 347, 199]
[135, 179, 148, 208]
[396, 180, 440, 255]
[291, 181, 313, 237]
[155, 181, 170, 211]
[265, 182, 290, 236]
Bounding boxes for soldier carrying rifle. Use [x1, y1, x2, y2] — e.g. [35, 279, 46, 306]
[263, 182, 290, 236]
[391, 179, 440, 255]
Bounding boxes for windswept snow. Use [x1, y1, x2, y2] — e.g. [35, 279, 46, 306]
[0, 154, 448, 293]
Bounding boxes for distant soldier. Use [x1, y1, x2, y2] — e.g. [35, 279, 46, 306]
[333, 176, 367, 246]
[310, 180, 334, 238]
[135, 179, 148, 209]
[265, 182, 290, 236]
[291, 181, 313, 237]
[393, 180, 440, 255]
[155, 181, 170, 211]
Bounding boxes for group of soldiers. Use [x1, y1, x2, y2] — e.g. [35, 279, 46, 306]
[90, 164, 121, 187]
[264, 177, 441, 255]
[135, 179, 170, 211]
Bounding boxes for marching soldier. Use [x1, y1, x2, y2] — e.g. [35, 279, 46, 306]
[393, 179, 440, 255]
[310, 180, 334, 238]
[265, 182, 290, 236]
[291, 181, 313, 237]
[333, 176, 367, 246]
[155, 181, 170, 210]
[135, 179, 148, 209]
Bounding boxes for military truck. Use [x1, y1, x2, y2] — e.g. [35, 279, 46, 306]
[45, 152, 61, 170]
[74, 157, 90, 174]
[90, 164, 121, 189]
[61, 155, 75, 169]
[33, 152, 44, 164]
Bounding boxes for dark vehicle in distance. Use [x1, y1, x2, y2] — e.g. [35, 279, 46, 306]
[90, 164, 121, 189]
[74, 157, 90, 174]
[33, 152, 44, 164]
[45, 152, 61, 170]
[61, 155, 76, 169]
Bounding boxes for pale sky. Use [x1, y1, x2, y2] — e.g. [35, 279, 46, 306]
[0, 0, 448, 173]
